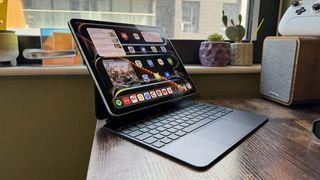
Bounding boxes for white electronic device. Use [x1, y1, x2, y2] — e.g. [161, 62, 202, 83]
[278, 0, 320, 36]
[22, 49, 77, 60]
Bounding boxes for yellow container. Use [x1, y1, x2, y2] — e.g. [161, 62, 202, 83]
[0, 30, 18, 66]
[0, 0, 8, 30]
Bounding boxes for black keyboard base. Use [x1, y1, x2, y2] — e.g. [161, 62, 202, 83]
[105, 101, 233, 149]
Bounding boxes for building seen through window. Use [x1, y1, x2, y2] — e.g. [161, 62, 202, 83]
[12, 0, 249, 39]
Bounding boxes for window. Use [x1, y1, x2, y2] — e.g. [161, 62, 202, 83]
[181, 1, 200, 33]
[10, 0, 251, 39]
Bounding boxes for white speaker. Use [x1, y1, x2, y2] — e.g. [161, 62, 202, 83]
[260, 36, 320, 105]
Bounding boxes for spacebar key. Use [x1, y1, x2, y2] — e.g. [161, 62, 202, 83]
[183, 119, 213, 133]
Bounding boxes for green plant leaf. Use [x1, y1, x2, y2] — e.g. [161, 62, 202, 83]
[231, 19, 235, 26]
[238, 14, 242, 25]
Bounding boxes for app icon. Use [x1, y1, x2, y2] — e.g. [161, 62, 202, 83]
[150, 91, 157, 98]
[157, 58, 164, 66]
[178, 85, 184, 91]
[154, 73, 161, 81]
[120, 32, 129, 41]
[147, 59, 154, 67]
[167, 58, 174, 65]
[144, 92, 152, 100]
[133, 33, 140, 40]
[137, 94, 145, 101]
[135, 60, 143, 67]
[128, 46, 135, 54]
[167, 87, 173, 94]
[122, 97, 131, 105]
[164, 71, 171, 79]
[182, 85, 188, 91]
[142, 74, 150, 82]
[161, 88, 168, 95]
[186, 83, 192, 89]
[130, 95, 138, 103]
[160, 46, 167, 52]
[156, 90, 163, 97]
[140, 47, 147, 54]
[115, 99, 123, 107]
[151, 46, 157, 53]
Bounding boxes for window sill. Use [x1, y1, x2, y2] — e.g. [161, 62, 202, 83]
[0, 65, 261, 77]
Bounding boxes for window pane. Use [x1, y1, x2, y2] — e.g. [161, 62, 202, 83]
[181, 1, 200, 33]
[16, 0, 249, 39]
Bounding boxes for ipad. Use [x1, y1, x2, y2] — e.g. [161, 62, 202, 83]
[69, 19, 197, 116]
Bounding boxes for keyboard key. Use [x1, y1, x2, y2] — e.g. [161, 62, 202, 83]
[144, 121, 153, 125]
[192, 118, 202, 122]
[153, 134, 164, 139]
[147, 125, 157, 129]
[169, 121, 179, 126]
[152, 141, 165, 148]
[175, 119, 184, 123]
[183, 119, 212, 133]
[121, 129, 131, 134]
[149, 129, 159, 135]
[161, 120, 170, 124]
[199, 115, 208, 119]
[208, 116, 219, 120]
[160, 137, 172, 144]
[128, 130, 143, 137]
[186, 120, 195, 124]
[168, 134, 179, 140]
[175, 130, 187, 137]
[129, 126, 139, 131]
[136, 123, 146, 128]
[163, 124, 172, 129]
[149, 119, 160, 123]
[167, 128, 178, 133]
[136, 133, 152, 140]
[174, 125, 184, 130]
[187, 114, 196, 118]
[139, 127, 149, 133]
[154, 122, 163, 127]
[180, 123, 189, 127]
[160, 131, 171, 136]
[144, 137, 157, 144]
[156, 127, 166, 131]
[167, 118, 176, 121]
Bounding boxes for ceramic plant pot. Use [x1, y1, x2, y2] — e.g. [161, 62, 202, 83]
[230, 43, 253, 66]
[199, 41, 231, 67]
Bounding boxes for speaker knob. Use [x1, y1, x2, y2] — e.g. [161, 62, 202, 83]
[313, 3, 320, 11]
[292, 0, 300, 7]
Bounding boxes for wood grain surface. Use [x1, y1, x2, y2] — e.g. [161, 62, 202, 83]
[87, 98, 320, 180]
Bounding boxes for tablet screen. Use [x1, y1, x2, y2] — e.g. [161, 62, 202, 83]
[69, 19, 196, 115]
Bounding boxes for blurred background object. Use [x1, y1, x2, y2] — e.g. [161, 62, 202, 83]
[0, 0, 19, 66]
[7, 0, 25, 28]
[40, 28, 81, 66]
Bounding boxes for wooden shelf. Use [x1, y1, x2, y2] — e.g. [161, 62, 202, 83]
[0, 65, 261, 76]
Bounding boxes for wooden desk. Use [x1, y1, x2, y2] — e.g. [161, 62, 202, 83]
[87, 98, 320, 180]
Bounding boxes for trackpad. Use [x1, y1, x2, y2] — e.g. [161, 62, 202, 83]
[194, 119, 252, 145]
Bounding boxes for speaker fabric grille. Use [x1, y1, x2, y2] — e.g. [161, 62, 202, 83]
[260, 38, 297, 103]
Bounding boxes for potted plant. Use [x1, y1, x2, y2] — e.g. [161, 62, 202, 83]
[222, 11, 253, 66]
[199, 33, 231, 67]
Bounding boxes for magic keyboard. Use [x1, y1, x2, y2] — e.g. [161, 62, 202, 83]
[118, 103, 233, 148]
